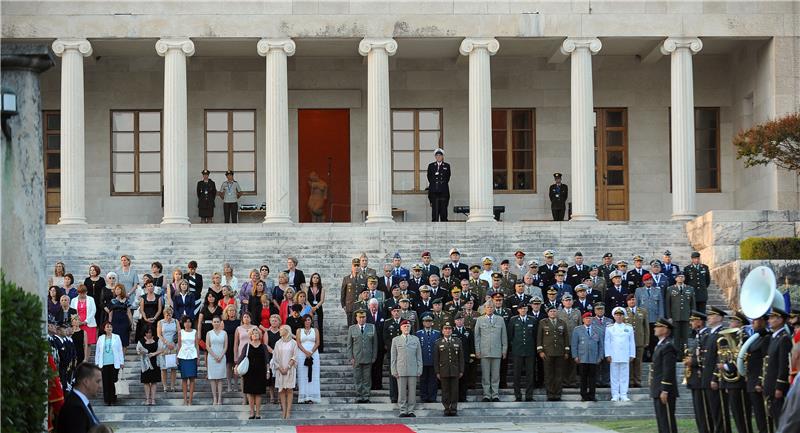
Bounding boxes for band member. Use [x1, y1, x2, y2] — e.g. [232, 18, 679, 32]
[701, 307, 727, 433]
[651, 318, 679, 433]
[745, 313, 770, 433]
[719, 312, 752, 433]
[687, 311, 711, 433]
[764, 308, 792, 430]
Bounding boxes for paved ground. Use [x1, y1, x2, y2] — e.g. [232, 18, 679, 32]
[116, 422, 616, 433]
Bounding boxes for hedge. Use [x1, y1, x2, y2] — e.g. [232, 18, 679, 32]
[1, 273, 50, 433]
[740, 237, 800, 260]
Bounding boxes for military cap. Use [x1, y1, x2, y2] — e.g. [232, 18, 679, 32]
[354, 309, 367, 316]
[442, 321, 453, 329]
[514, 250, 526, 257]
[728, 311, 749, 324]
[612, 307, 626, 316]
[528, 260, 539, 267]
[624, 294, 635, 301]
[516, 303, 529, 310]
[500, 259, 510, 265]
[391, 283, 400, 290]
[561, 294, 573, 301]
[419, 285, 431, 292]
[642, 273, 653, 282]
[412, 264, 423, 271]
[691, 251, 701, 258]
[603, 252, 613, 258]
[201, 169, 210, 175]
[421, 251, 431, 257]
[553, 172, 562, 178]
[455, 312, 466, 319]
[609, 270, 623, 279]
[555, 270, 566, 276]
[545, 305, 558, 313]
[594, 302, 606, 309]
[482, 256, 494, 265]
[650, 259, 662, 267]
[352, 258, 361, 265]
[421, 313, 434, 321]
[590, 264, 599, 270]
[399, 297, 410, 303]
[514, 280, 525, 287]
[633, 255, 644, 262]
[615, 260, 628, 266]
[450, 286, 461, 293]
[663, 250, 672, 256]
[434, 148, 444, 156]
[393, 252, 402, 259]
[547, 287, 558, 294]
[574, 284, 587, 292]
[689, 311, 707, 321]
[390, 304, 401, 311]
[432, 298, 443, 305]
[654, 318, 674, 330]
[491, 272, 502, 279]
[558, 260, 569, 268]
[400, 319, 411, 327]
[574, 251, 583, 257]
[543, 250, 555, 257]
[225, 170, 234, 176]
[449, 248, 461, 256]
[707, 306, 726, 317]
[359, 287, 369, 294]
[469, 264, 481, 271]
[491, 291, 504, 299]
[530, 296, 543, 304]
[769, 307, 788, 319]
[367, 275, 378, 282]
[397, 276, 408, 282]
[582, 312, 593, 319]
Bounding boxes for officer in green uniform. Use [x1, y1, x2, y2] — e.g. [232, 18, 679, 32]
[445, 286, 466, 314]
[538, 306, 570, 401]
[508, 303, 537, 401]
[468, 265, 489, 301]
[430, 298, 450, 332]
[498, 259, 518, 296]
[434, 321, 464, 416]
[398, 297, 419, 332]
[665, 271, 696, 351]
[352, 288, 370, 323]
[341, 258, 361, 326]
[346, 309, 378, 403]
[684, 251, 711, 313]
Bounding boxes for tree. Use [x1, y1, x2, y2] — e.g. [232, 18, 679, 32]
[733, 112, 800, 173]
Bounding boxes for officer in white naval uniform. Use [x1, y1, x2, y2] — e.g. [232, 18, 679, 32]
[605, 306, 636, 402]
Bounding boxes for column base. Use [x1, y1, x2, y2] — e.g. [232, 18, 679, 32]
[57, 216, 87, 225]
[160, 216, 191, 225]
[365, 214, 395, 224]
[570, 214, 598, 222]
[466, 212, 495, 223]
[263, 215, 293, 225]
[671, 213, 697, 221]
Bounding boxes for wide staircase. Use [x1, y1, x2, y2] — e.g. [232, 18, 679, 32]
[47, 221, 711, 428]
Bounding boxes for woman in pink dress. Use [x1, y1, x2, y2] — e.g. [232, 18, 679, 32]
[271, 325, 297, 419]
[70, 284, 98, 344]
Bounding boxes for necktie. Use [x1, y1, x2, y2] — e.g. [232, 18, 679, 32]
[588, 327, 591, 337]
[522, 317, 526, 324]
[87, 403, 99, 425]
[360, 326, 364, 334]
[489, 315, 494, 325]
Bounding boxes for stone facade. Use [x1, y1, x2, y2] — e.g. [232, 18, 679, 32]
[711, 259, 800, 310]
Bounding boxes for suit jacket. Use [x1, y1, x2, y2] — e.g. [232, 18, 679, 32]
[474, 314, 508, 358]
[346, 323, 378, 365]
[434, 336, 464, 377]
[649, 338, 679, 398]
[95, 334, 124, 368]
[443, 263, 469, 282]
[427, 160, 451, 195]
[183, 272, 204, 297]
[283, 269, 306, 291]
[366, 310, 386, 349]
[377, 274, 395, 296]
[549, 183, 568, 209]
[571, 324, 604, 364]
[391, 334, 423, 377]
[57, 390, 98, 433]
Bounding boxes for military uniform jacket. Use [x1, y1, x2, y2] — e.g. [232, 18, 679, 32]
[566, 265, 591, 288]
[543, 299, 560, 312]
[586, 284, 605, 303]
[340, 274, 358, 312]
[549, 183, 568, 209]
[744, 329, 769, 392]
[763, 327, 792, 396]
[604, 285, 630, 315]
[468, 278, 489, 301]
[626, 268, 650, 290]
[571, 324, 604, 364]
[440, 276, 459, 291]
[461, 311, 478, 330]
[474, 314, 508, 358]
[508, 315, 538, 357]
[551, 282, 572, 302]
[347, 323, 379, 364]
[649, 273, 670, 294]
[399, 309, 419, 332]
[356, 267, 377, 291]
[390, 334, 423, 377]
[635, 285, 664, 322]
[444, 263, 469, 282]
[604, 323, 636, 361]
[599, 264, 616, 283]
[661, 262, 681, 286]
[556, 308, 581, 338]
[499, 272, 518, 295]
[434, 336, 465, 377]
[700, 325, 725, 387]
[427, 160, 451, 195]
[665, 284, 696, 321]
[453, 326, 475, 364]
[574, 297, 594, 315]
[383, 297, 402, 316]
[684, 264, 710, 302]
[431, 311, 450, 332]
[650, 338, 679, 398]
[505, 293, 533, 313]
[415, 298, 434, 317]
[416, 329, 442, 366]
[421, 264, 440, 281]
[538, 264, 558, 288]
[428, 286, 451, 304]
[391, 266, 410, 281]
[537, 318, 570, 357]
[624, 306, 650, 347]
[383, 318, 403, 352]
[445, 299, 465, 315]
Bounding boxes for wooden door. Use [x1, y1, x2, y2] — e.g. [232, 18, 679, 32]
[297, 109, 351, 222]
[43, 111, 61, 224]
[594, 108, 629, 221]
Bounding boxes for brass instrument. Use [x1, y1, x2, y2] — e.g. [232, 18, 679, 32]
[716, 327, 743, 382]
[683, 347, 692, 383]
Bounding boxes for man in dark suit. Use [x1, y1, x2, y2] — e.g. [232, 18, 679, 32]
[548, 172, 568, 221]
[426, 148, 451, 221]
[57, 362, 102, 433]
[366, 299, 386, 390]
[651, 318, 679, 433]
[377, 264, 396, 297]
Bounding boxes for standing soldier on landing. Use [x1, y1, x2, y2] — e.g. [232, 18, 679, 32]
[665, 272, 696, 351]
[426, 148, 451, 222]
[684, 251, 711, 313]
[548, 172, 568, 221]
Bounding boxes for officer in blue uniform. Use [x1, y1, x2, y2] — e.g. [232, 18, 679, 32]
[416, 313, 442, 403]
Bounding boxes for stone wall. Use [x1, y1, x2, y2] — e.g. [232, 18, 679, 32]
[711, 259, 800, 309]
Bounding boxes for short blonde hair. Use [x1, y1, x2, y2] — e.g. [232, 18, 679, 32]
[223, 304, 237, 320]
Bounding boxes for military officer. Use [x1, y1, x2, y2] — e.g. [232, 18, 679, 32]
[701, 306, 727, 433]
[636, 272, 664, 362]
[599, 253, 616, 283]
[684, 251, 711, 313]
[428, 274, 451, 304]
[686, 311, 711, 433]
[453, 313, 476, 402]
[383, 284, 403, 316]
[508, 303, 538, 401]
[390, 252, 410, 281]
[479, 257, 495, 285]
[383, 305, 404, 403]
[558, 294, 581, 387]
[665, 272, 696, 351]
[506, 281, 533, 314]
[651, 318, 679, 433]
[415, 286, 434, 317]
[416, 314, 441, 403]
[434, 322, 464, 416]
[624, 294, 649, 387]
[420, 251, 440, 280]
[365, 275, 385, 304]
[591, 303, 613, 387]
[626, 255, 650, 289]
[347, 310, 379, 403]
[567, 252, 591, 288]
[357, 253, 378, 290]
[573, 284, 594, 314]
[661, 250, 681, 286]
[719, 311, 751, 433]
[398, 297, 419, 332]
[439, 266, 458, 292]
[548, 172, 568, 221]
[572, 312, 604, 402]
[543, 287, 560, 311]
[352, 288, 370, 321]
[764, 308, 792, 430]
[648, 260, 670, 297]
[474, 302, 507, 401]
[745, 313, 769, 433]
[430, 298, 450, 332]
[460, 298, 479, 330]
[408, 264, 427, 293]
[538, 306, 570, 401]
[498, 259, 518, 295]
[512, 250, 528, 277]
[586, 267, 606, 303]
[468, 265, 489, 301]
[606, 307, 636, 401]
[551, 270, 572, 302]
[616, 260, 637, 293]
[524, 260, 546, 295]
[605, 271, 630, 315]
[529, 297, 547, 387]
[443, 248, 469, 282]
[341, 258, 361, 326]
[391, 319, 423, 418]
[445, 286, 466, 314]
[489, 291, 511, 388]
[539, 250, 558, 288]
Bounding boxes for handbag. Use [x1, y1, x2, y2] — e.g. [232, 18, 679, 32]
[236, 344, 250, 376]
[115, 378, 130, 395]
[165, 353, 177, 369]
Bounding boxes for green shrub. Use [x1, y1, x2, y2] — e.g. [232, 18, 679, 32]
[740, 237, 800, 260]
[1, 273, 50, 433]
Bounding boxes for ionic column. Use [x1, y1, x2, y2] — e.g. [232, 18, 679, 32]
[156, 38, 194, 225]
[359, 38, 397, 224]
[52, 39, 92, 225]
[459, 38, 499, 223]
[561, 38, 601, 221]
[661, 37, 702, 221]
[258, 38, 295, 224]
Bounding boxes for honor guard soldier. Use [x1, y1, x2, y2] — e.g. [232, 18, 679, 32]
[665, 271, 696, 351]
[745, 313, 770, 433]
[498, 259, 518, 295]
[416, 314, 441, 403]
[538, 306, 570, 401]
[539, 250, 558, 288]
[434, 321, 464, 416]
[508, 303, 538, 401]
[685, 251, 711, 313]
[686, 311, 711, 433]
[605, 271, 630, 315]
[453, 313, 476, 402]
[764, 307, 792, 430]
[398, 297, 419, 332]
[572, 312, 604, 402]
[383, 305, 404, 403]
[719, 311, 751, 433]
[444, 248, 469, 282]
[599, 253, 616, 282]
[468, 265, 489, 301]
[341, 258, 361, 326]
[506, 281, 533, 314]
[624, 294, 650, 387]
[548, 172, 568, 221]
[701, 306, 727, 433]
[567, 252, 591, 288]
[651, 318, 680, 433]
[347, 310, 379, 403]
[420, 251, 440, 280]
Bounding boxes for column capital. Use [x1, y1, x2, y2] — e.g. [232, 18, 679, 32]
[459, 38, 499, 56]
[560, 38, 602, 56]
[660, 37, 703, 56]
[52, 39, 92, 57]
[155, 38, 195, 57]
[358, 38, 397, 57]
[257, 38, 296, 57]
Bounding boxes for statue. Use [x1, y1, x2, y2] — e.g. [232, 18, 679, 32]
[307, 171, 328, 222]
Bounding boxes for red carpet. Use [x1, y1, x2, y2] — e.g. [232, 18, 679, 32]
[297, 425, 415, 433]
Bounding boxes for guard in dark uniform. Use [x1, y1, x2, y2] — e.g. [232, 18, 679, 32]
[453, 313, 475, 402]
[684, 251, 711, 313]
[537, 306, 569, 401]
[686, 311, 711, 433]
[763, 308, 792, 430]
[599, 253, 616, 282]
[426, 148, 451, 222]
[196, 169, 217, 223]
[508, 303, 537, 401]
[651, 318, 679, 433]
[548, 172, 568, 221]
[383, 305, 403, 403]
[665, 272, 696, 351]
[434, 321, 464, 416]
[701, 306, 728, 433]
[745, 313, 769, 433]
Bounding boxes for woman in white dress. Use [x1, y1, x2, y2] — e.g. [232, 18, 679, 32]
[206, 316, 228, 405]
[271, 325, 297, 419]
[295, 314, 321, 403]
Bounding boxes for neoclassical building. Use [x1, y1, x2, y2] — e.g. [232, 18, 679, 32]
[3, 1, 799, 224]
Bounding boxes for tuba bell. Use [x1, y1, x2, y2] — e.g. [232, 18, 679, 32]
[716, 327, 743, 382]
[739, 266, 783, 320]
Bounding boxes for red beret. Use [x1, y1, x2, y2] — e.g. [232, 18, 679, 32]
[400, 320, 411, 327]
[582, 312, 593, 319]
[643, 273, 652, 281]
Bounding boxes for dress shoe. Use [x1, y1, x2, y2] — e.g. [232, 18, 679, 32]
[408, 413, 416, 417]
[525, 397, 534, 402]
[399, 413, 408, 418]
[492, 397, 500, 402]
[621, 396, 631, 402]
[515, 397, 522, 402]
[482, 397, 490, 402]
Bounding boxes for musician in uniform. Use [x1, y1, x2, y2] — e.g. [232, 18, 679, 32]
[687, 311, 711, 433]
[538, 306, 570, 401]
[665, 272, 696, 351]
[701, 306, 727, 433]
[745, 313, 770, 433]
[548, 172, 568, 221]
[624, 294, 649, 388]
[719, 311, 752, 433]
[651, 318, 679, 433]
[434, 321, 464, 416]
[764, 308, 792, 430]
[684, 251, 711, 313]
[453, 313, 476, 402]
[508, 303, 538, 401]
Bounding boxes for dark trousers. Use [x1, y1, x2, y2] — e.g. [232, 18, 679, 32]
[371, 349, 385, 390]
[500, 356, 509, 388]
[577, 363, 598, 400]
[430, 193, 449, 222]
[535, 355, 545, 387]
[696, 301, 707, 314]
[692, 388, 711, 433]
[459, 360, 476, 402]
[512, 355, 535, 399]
[315, 308, 324, 353]
[223, 202, 238, 223]
[727, 388, 752, 433]
[748, 391, 768, 433]
[101, 365, 118, 404]
[767, 395, 784, 433]
[563, 357, 576, 386]
[543, 354, 564, 399]
[674, 321, 690, 353]
[645, 322, 657, 362]
[704, 388, 727, 433]
[654, 395, 678, 433]
[440, 376, 459, 413]
[387, 354, 398, 403]
[596, 358, 610, 386]
[552, 207, 566, 221]
[420, 365, 438, 402]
